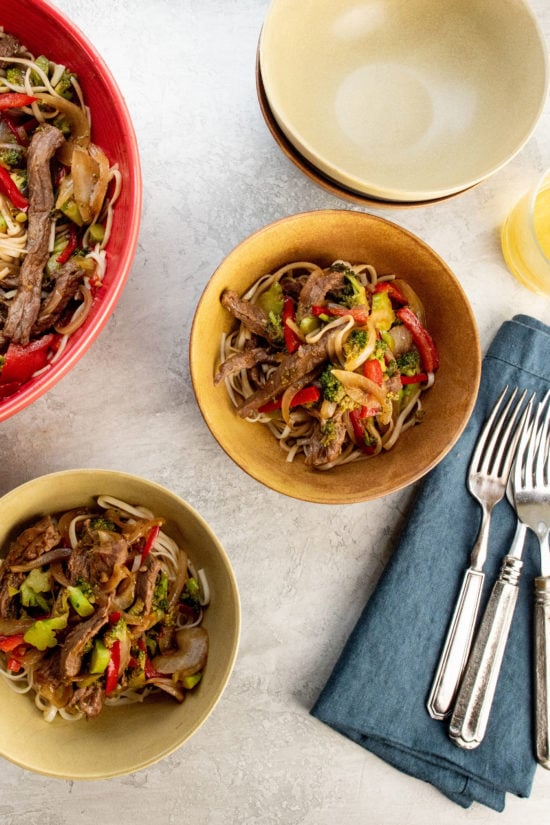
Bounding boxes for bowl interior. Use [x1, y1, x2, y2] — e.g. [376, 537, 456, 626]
[190, 210, 481, 504]
[0, 0, 142, 422]
[0, 470, 240, 779]
[260, 0, 548, 201]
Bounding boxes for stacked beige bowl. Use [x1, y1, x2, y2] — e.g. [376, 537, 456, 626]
[258, 0, 549, 205]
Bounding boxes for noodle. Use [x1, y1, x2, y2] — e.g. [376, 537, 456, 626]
[0, 497, 209, 722]
[216, 260, 439, 469]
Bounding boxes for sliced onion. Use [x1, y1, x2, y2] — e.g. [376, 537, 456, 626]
[34, 93, 90, 166]
[391, 279, 426, 325]
[152, 626, 208, 677]
[9, 546, 72, 572]
[331, 369, 387, 406]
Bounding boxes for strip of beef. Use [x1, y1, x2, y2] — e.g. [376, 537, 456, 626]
[67, 528, 128, 592]
[60, 604, 109, 678]
[0, 515, 61, 617]
[68, 682, 105, 719]
[32, 649, 73, 708]
[237, 338, 328, 418]
[32, 260, 84, 334]
[214, 346, 278, 386]
[296, 266, 347, 322]
[221, 289, 281, 346]
[0, 33, 21, 67]
[135, 555, 163, 616]
[304, 412, 348, 466]
[3, 125, 65, 344]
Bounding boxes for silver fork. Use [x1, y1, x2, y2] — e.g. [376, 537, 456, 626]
[427, 386, 528, 720]
[448, 396, 535, 748]
[514, 390, 550, 768]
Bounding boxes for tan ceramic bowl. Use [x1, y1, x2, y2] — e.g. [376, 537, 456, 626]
[190, 210, 481, 504]
[259, 0, 549, 202]
[0, 470, 240, 779]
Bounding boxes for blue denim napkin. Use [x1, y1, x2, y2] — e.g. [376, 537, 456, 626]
[311, 314, 550, 811]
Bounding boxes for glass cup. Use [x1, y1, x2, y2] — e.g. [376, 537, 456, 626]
[501, 170, 550, 297]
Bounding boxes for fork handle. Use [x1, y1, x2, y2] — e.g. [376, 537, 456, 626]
[448, 556, 523, 748]
[534, 576, 550, 769]
[427, 568, 484, 720]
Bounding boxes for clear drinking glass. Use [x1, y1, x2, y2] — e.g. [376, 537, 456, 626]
[501, 170, 550, 297]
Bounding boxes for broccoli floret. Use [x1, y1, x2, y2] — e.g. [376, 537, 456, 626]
[339, 271, 367, 308]
[5, 66, 24, 86]
[396, 349, 421, 376]
[9, 169, 27, 194]
[0, 147, 24, 169]
[320, 365, 344, 403]
[74, 576, 93, 598]
[180, 577, 201, 608]
[89, 517, 116, 532]
[152, 571, 169, 613]
[344, 328, 368, 359]
[320, 418, 337, 447]
[266, 310, 284, 344]
[54, 68, 76, 100]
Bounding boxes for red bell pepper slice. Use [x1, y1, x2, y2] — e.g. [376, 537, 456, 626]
[56, 224, 79, 264]
[140, 524, 160, 564]
[0, 93, 37, 110]
[282, 296, 301, 354]
[396, 307, 439, 373]
[105, 639, 120, 695]
[7, 657, 23, 672]
[0, 633, 26, 652]
[108, 611, 121, 625]
[0, 164, 28, 210]
[363, 358, 383, 385]
[400, 373, 428, 385]
[311, 304, 370, 324]
[0, 333, 54, 385]
[2, 113, 27, 145]
[373, 282, 408, 304]
[258, 385, 321, 414]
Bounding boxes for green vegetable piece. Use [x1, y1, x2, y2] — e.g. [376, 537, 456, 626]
[24, 614, 68, 651]
[180, 576, 200, 607]
[20, 568, 51, 611]
[90, 639, 110, 674]
[320, 366, 344, 403]
[343, 328, 368, 359]
[257, 281, 283, 316]
[67, 585, 95, 617]
[340, 271, 367, 308]
[396, 349, 421, 377]
[182, 672, 202, 690]
[298, 315, 320, 335]
[370, 291, 395, 331]
[58, 198, 83, 226]
[153, 571, 169, 612]
[88, 223, 105, 243]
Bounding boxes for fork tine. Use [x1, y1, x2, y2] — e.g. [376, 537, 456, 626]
[477, 387, 527, 477]
[469, 385, 512, 472]
[534, 392, 550, 489]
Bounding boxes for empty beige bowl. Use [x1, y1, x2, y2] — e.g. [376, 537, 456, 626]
[259, 0, 548, 202]
[0, 469, 240, 779]
[190, 209, 481, 504]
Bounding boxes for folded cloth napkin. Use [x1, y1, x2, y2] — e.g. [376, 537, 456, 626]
[311, 314, 550, 812]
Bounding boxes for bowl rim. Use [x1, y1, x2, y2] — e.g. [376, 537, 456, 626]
[259, 0, 550, 202]
[0, 468, 241, 779]
[189, 208, 482, 504]
[0, 0, 143, 424]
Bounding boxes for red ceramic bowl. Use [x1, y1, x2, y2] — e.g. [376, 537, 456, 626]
[0, 0, 142, 422]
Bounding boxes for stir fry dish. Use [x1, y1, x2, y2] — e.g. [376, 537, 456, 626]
[0, 497, 209, 721]
[0, 28, 121, 399]
[216, 260, 439, 469]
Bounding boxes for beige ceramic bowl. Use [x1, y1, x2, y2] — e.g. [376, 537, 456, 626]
[0, 470, 240, 779]
[259, 0, 548, 202]
[190, 210, 481, 504]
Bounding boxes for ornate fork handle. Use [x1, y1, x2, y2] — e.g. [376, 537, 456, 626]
[449, 550, 523, 748]
[534, 576, 550, 768]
